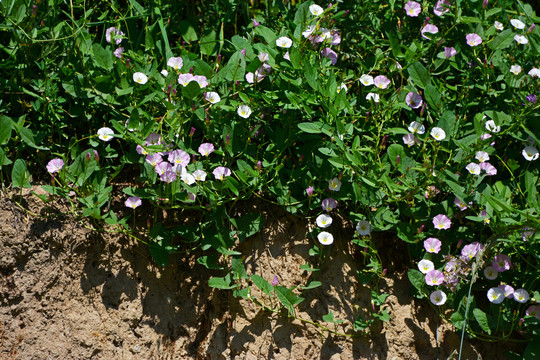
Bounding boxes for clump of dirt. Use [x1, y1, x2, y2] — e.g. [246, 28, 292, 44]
[0, 188, 522, 359]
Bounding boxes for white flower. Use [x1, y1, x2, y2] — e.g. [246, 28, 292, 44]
[316, 214, 333, 228]
[487, 287, 505, 304]
[193, 169, 207, 182]
[510, 19, 526, 30]
[317, 231, 334, 245]
[514, 35, 529, 45]
[258, 52, 270, 62]
[418, 259, 434, 274]
[133, 72, 148, 85]
[336, 82, 347, 93]
[430, 127, 446, 141]
[181, 171, 196, 185]
[513, 288, 530, 303]
[408, 121, 425, 134]
[484, 266, 498, 280]
[359, 74, 374, 86]
[276, 36, 292, 48]
[237, 105, 252, 118]
[309, 4, 324, 16]
[475, 151, 490, 162]
[328, 177, 341, 191]
[465, 163, 481, 175]
[529, 68, 540, 78]
[366, 93, 379, 102]
[302, 25, 316, 38]
[356, 220, 371, 236]
[494, 21, 504, 31]
[485, 120, 500, 133]
[205, 92, 221, 104]
[97, 127, 114, 141]
[430, 290, 447, 306]
[161, 69, 169, 77]
[522, 146, 539, 161]
[510, 65, 522, 75]
[167, 56, 184, 70]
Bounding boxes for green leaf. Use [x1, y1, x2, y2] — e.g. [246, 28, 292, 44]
[92, 43, 113, 71]
[301, 281, 322, 290]
[473, 308, 491, 335]
[425, 84, 442, 112]
[230, 212, 265, 242]
[297, 122, 332, 134]
[209, 274, 235, 289]
[299, 263, 320, 272]
[179, 20, 198, 42]
[0, 116, 12, 144]
[11, 159, 31, 188]
[304, 59, 318, 90]
[407, 61, 431, 89]
[200, 30, 218, 55]
[17, 126, 49, 150]
[373, 310, 391, 322]
[489, 29, 515, 50]
[231, 258, 248, 280]
[275, 286, 304, 315]
[0, 148, 12, 168]
[524, 336, 540, 360]
[322, 310, 345, 324]
[254, 25, 277, 45]
[251, 274, 274, 295]
[407, 269, 424, 293]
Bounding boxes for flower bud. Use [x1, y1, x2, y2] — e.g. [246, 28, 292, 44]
[225, 134, 230, 145]
[253, 19, 260, 28]
[189, 127, 196, 137]
[306, 186, 314, 197]
[396, 155, 401, 166]
[256, 160, 262, 171]
[272, 275, 278, 286]
[482, 0, 488, 9]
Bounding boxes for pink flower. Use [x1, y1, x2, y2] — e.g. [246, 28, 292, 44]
[322, 198, 337, 212]
[433, 0, 451, 16]
[444, 47, 457, 58]
[513, 289, 529, 303]
[178, 73, 195, 86]
[433, 214, 451, 230]
[373, 75, 390, 89]
[461, 242, 483, 262]
[526, 305, 540, 320]
[421, 24, 439, 39]
[125, 196, 142, 209]
[454, 197, 469, 211]
[145, 153, 163, 167]
[213, 166, 231, 180]
[499, 284, 515, 298]
[425, 269, 444, 286]
[272, 275, 279, 286]
[403, 133, 420, 147]
[406, 92, 423, 109]
[198, 143, 215, 157]
[46, 158, 64, 174]
[113, 47, 124, 58]
[424, 237, 442, 253]
[306, 186, 314, 197]
[492, 254, 511, 272]
[145, 132, 162, 146]
[168, 149, 190, 167]
[480, 162, 497, 176]
[193, 75, 209, 88]
[466, 33, 482, 46]
[487, 287, 505, 304]
[160, 171, 177, 183]
[405, 1, 421, 17]
[105, 27, 124, 45]
[321, 47, 338, 65]
[155, 162, 173, 176]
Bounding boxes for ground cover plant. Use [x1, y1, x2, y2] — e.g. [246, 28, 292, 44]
[1, 0, 540, 357]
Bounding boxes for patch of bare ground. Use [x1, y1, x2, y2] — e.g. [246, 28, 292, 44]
[0, 188, 523, 359]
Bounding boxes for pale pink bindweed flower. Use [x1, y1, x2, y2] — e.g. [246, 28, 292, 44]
[404, 1, 421, 17]
[106, 27, 124, 44]
[322, 198, 338, 212]
[433, 0, 451, 16]
[198, 143, 215, 157]
[321, 48, 338, 65]
[494, 21, 504, 31]
[309, 4, 324, 16]
[160, 171, 176, 183]
[466, 163, 481, 175]
[461, 242, 483, 262]
[276, 36, 292, 48]
[356, 220, 371, 236]
[480, 162, 497, 175]
[359, 74, 374, 86]
[193, 169, 207, 182]
[155, 162, 173, 176]
[430, 127, 446, 141]
[492, 254, 511, 272]
[167, 57, 184, 70]
[433, 214, 451, 230]
[366, 93, 380, 103]
[466, 33, 482, 46]
[430, 290, 447, 305]
[125, 196, 142, 209]
[328, 177, 342, 191]
[204, 92, 221, 104]
[513, 289, 529, 303]
[145, 153, 163, 167]
[526, 305, 540, 320]
[418, 259, 434, 274]
[475, 151, 490, 163]
[425, 269, 444, 286]
[237, 105, 252, 118]
[424, 237, 442, 253]
[510, 65, 522, 75]
[133, 72, 148, 85]
[510, 19, 526, 29]
[168, 149, 190, 167]
[213, 166, 231, 180]
[514, 35, 529, 45]
[522, 146, 539, 161]
[406, 92, 423, 109]
[499, 284, 515, 298]
[444, 47, 457, 58]
[193, 75, 208, 88]
[421, 24, 439, 39]
[454, 197, 469, 211]
[485, 120, 501, 133]
[178, 73, 195, 86]
[408, 121, 425, 134]
[113, 47, 124, 58]
[483, 266, 498, 280]
[373, 75, 390, 89]
[403, 133, 420, 147]
[487, 287, 505, 304]
[46, 158, 64, 174]
[528, 68, 540, 77]
[97, 127, 114, 141]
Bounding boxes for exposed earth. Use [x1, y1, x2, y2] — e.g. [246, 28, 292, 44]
[0, 188, 523, 359]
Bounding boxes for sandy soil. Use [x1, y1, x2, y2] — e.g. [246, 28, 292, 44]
[0, 189, 521, 359]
